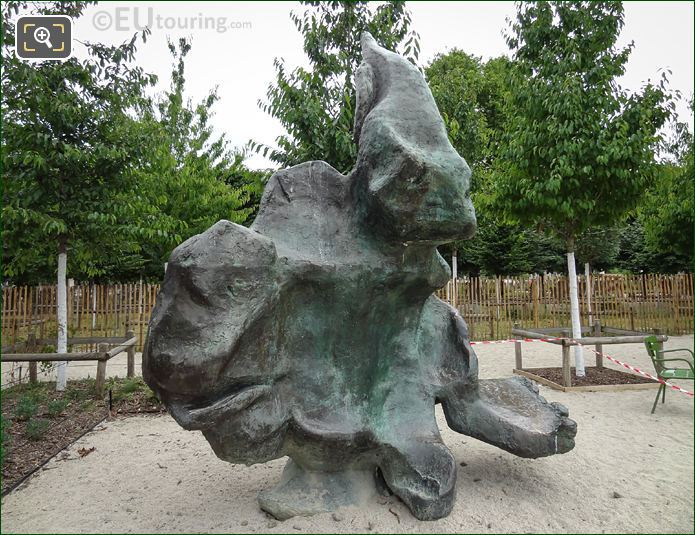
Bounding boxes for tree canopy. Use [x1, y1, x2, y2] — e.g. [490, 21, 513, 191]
[638, 103, 693, 271]
[255, 0, 420, 174]
[2, 3, 265, 284]
[426, 48, 567, 275]
[2, 0, 689, 284]
[496, 1, 672, 249]
[2, 0, 157, 283]
[495, 0, 676, 376]
[112, 38, 267, 281]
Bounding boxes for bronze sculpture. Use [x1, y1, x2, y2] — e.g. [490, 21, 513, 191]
[143, 33, 576, 521]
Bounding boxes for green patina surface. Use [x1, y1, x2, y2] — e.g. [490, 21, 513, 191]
[143, 33, 577, 521]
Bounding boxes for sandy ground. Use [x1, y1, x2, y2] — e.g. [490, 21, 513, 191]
[2, 335, 693, 534]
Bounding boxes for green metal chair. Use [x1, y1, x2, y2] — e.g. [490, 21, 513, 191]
[644, 335, 694, 414]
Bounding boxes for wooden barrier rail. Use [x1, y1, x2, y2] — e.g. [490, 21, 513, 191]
[510, 327, 668, 346]
[1, 329, 137, 394]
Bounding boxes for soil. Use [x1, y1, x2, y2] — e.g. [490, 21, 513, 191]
[1, 377, 165, 495]
[525, 366, 656, 387]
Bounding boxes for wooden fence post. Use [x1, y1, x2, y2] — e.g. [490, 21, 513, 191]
[138, 278, 144, 356]
[561, 328, 571, 388]
[593, 319, 603, 369]
[513, 322, 523, 370]
[673, 276, 681, 334]
[126, 328, 135, 378]
[27, 332, 38, 383]
[96, 343, 108, 397]
[514, 341, 523, 371]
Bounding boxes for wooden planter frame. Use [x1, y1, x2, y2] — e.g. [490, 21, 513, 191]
[511, 321, 666, 391]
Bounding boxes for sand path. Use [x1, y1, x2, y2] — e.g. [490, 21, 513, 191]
[2, 335, 693, 533]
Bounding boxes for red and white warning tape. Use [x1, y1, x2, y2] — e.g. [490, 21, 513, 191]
[471, 337, 561, 345]
[580, 344, 694, 397]
[470, 337, 694, 397]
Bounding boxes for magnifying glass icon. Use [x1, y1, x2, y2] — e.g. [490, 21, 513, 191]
[33, 26, 53, 49]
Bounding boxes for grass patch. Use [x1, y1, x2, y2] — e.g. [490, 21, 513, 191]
[2, 377, 164, 495]
[0, 414, 9, 467]
[80, 399, 96, 411]
[14, 395, 38, 421]
[65, 379, 97, 401]
[108, 376, 158, 404]
[3, 382, 50, 404]
[24, 418, 50, 441]
[47, 399, 69, 417]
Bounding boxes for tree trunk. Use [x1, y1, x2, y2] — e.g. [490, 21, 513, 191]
[56, 237, 68, 391]
[566, 245, 585, 377]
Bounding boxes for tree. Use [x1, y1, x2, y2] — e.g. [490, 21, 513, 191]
[115, 38, 265, 281]
[614, 219, 655, 273]
[3, 33, 268, 285]
[447, 213, 567, 276]
[255, 1, 420, 173]
[426, 50, 492, 173]
[638, 102, 693, 271]
[574, 227, 620, 271]
[426, 51, 512, 181]
[497, 1, 672, 375]
[2, 1, 156, 389]
[427, 50, 510, 273]
[426, 49, 567, 276]
[574, 225, 621, 323]
[614, 219, 691, 275]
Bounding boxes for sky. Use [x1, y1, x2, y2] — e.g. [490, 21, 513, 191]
[70, 1, 695, 169]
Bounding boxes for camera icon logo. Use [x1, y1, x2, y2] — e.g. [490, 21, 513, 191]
[16, 15, 72, 60]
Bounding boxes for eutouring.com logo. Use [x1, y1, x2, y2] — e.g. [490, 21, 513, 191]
[92, 7, 252, 33]
[16, 15, 72, 60]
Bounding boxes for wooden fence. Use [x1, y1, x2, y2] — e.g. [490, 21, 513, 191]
[1, 282, 159, 352]
[435, 272, 693, 340]
[0, 273, 693, 351]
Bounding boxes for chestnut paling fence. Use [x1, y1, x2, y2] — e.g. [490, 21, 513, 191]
[435, 272, 694, 340]
[1, 272, 693, 354]
[1, 282, 158, 354]
[1, 282, 159, 388]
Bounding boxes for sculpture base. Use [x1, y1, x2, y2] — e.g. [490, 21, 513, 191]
[258, 459, 378, 520]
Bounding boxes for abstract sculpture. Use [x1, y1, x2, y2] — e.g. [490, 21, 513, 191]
[143, 33, 576, 521]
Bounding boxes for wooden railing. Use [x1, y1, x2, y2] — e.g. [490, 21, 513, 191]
[1, 329, 137, 393]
